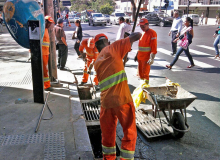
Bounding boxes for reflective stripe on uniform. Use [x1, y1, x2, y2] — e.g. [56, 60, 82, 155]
[102, 145, 116, 155]
[138, 46, 151, 52]
[99, 70, 127, 92]
[42, 41, 50, 47]
[120, 149, 135, 160]
[44, 77, 50, 82]
[86, 52, 94, 57]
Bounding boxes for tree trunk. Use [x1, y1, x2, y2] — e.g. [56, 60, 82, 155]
[44, 0, 58, 81]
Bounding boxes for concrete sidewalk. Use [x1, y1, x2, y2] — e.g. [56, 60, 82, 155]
[0, 28, 94, 159]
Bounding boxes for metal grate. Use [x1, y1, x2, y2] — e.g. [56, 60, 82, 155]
[0, 132, 66, 160]
[0, 68, 32, 94]
[136, 109, 171, 138]
[81, 102, 100, 121]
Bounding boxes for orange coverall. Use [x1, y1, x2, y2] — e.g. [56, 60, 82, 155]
[79, 39, 99, 85]
[42, 28, 50, 89]
[137, 28, 157, 83]
[94, 37, 137, 160]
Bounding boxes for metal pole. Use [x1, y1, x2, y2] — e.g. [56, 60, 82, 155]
[123, 0, 142, 66]
[44, 0, 58, 81]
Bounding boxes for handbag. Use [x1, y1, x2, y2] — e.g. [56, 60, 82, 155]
[72, 31, 77, 39]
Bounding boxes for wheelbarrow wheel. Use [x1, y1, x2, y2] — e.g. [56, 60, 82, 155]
[170, 112, 186, 139]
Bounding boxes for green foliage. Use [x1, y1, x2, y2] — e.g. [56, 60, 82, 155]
[216, 10, 220, 16]
[100, 3, 114, 15]
[70, 0, 115, 13]
[60, 2, 65, 12]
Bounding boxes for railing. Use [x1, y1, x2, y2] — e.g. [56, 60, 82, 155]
[179, 0, 220, 5]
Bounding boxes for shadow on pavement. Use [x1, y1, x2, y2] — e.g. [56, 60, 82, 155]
[190, 91, 220, 102]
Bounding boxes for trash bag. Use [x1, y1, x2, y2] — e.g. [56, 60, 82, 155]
[132, 82, 150, 108]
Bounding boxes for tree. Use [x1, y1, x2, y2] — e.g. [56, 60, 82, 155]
[100, 3, 114, 15]
[60, 2, 65, 12]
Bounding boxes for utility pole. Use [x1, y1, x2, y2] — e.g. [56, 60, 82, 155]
[44, 0, 58, 82]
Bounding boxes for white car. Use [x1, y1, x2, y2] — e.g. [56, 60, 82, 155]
[89, 13, 107, 26]
[68, 17, 74, 23]
[110, 12, 125, 25]
[74, 17, 81, 22]
[182, 14, 199, 25]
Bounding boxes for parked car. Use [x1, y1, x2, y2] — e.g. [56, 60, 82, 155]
[69, 17, 74, 23]
[110, 12, 125, 25]
[182, 14, 199, 25]
[104, 14, 110, 23]
[144, 12, 173, 27]
[74, 17, 81, 22]
[89, 13, 107, 26]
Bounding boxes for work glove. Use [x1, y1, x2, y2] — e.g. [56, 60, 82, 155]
[147, 53, 156, 65]
[134, 52, 138, 62]
[87, 64, 93, 74]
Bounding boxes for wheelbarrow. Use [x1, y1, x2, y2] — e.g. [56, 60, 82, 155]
[136, 85, 197, 139]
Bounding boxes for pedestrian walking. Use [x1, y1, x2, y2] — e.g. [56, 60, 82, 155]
[125, 18, 132, 34]
[116, 17, 132, 40]
[135, 18, 157, 84]
[166, 17, 195, 69]
[116, 17, 132, 64]
[42, 16, 55, 91]
[200, 12, 204, 25]
[213, 25, 220, 59]
[65, 12, 69, 27]
[168, 11, 183, 56]
[0, 14, 3, 33]
[57, 11, 60, 19]
[94, 32, 141, 160]
[54, 18, 68, 70]
[215, 14, 219, 25]
[73, 20, 82, 58]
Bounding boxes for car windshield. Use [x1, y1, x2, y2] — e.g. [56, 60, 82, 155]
[93, 14, 103, 17]
[115, 13, 125, 17]
[158, 13, 169, 18]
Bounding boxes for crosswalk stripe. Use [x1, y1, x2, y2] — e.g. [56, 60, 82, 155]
[154, 57, 186, 71]
[197, 45, 215, 51]
[158, 48, 215, 68]
[128, 50, 185, 71]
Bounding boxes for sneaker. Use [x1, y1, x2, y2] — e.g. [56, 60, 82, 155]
[45, 87, 54, 91]
[171, 52, 176, 56]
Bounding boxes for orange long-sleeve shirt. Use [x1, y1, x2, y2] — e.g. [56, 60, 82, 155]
[137, 29, 157, 61]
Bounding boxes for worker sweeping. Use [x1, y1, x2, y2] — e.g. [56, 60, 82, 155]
[42, 16, 55, 91]
[134, 18, 157, 84]
[94, 32, 141, 160]
[79, 37, 99, 86]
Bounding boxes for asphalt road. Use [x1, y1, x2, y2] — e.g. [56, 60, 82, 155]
[69, 23, 220, 160]
[1, 22, 220, 159]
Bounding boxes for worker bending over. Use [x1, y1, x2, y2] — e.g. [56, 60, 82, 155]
[42, 16, 55, 91]
[135, 18, 157, 84]
[94, 32, 141, 160]
[79, 37, 99, 85]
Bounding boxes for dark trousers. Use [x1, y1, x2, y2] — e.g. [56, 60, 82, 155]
[58, 44, 68, 68]
[170, 47, 194, 67]
[171, 30, 178, 54]
[74, 41, 81, 56]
